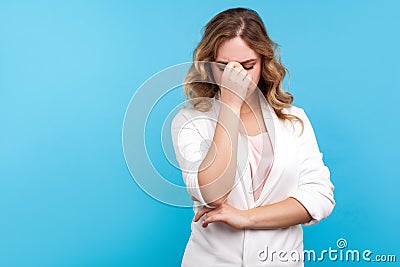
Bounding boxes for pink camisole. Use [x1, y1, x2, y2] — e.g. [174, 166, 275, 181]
[243, 132, 274, 202]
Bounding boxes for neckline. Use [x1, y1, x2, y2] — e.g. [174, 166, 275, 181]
[239, 131, 268, 138]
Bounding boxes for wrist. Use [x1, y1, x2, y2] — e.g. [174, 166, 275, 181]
[220, 97, 242, 114]
[242, 209, 254, 229]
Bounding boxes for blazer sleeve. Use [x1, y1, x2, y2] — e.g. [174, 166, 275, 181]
[288, 108, 336, 226]
[170, 109, 214, 208]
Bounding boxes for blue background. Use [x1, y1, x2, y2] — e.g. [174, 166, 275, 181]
[1, 0, 399, 266]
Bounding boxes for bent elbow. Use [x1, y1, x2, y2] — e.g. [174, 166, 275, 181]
[323, 194, 336, 218]
[290, 185, 336, 226]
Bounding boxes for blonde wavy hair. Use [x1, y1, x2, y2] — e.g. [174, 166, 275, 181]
[183, 7, 303, 131]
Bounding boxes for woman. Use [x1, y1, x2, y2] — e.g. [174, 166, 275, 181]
[171, 7, 335, 266]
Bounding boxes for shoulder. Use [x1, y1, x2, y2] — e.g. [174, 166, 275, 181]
[171, 98, 218, 131]
[281, 104, 306, 117]
[279, 104, 312, 136]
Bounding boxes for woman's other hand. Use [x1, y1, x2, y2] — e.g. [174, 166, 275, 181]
[193, 202, 250, 230]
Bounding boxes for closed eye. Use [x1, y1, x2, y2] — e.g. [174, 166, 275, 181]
[216, 64, 226, 71]
[243, 65, 254, 70]
[216, 64, 254, 71]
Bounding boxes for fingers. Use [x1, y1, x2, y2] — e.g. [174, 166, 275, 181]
[193, 203, 226, 226]
[193, 206, 214, 222]
[225, 61, 247, 78]
[220, 61, 250, 101]
[202, 213, 224, 228]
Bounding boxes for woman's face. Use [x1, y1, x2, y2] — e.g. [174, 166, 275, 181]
[211, 36, 262, 98]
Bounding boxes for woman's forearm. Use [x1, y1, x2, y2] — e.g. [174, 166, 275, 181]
[198, 101, 241, 207]
[245, 197, 312, 229]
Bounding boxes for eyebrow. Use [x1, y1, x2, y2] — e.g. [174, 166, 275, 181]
[216, 59, 257, 65]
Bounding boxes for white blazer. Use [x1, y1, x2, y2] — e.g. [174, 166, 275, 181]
[171, 89, 335, 266]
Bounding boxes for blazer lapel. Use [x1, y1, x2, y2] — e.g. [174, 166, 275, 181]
[235, 133, 253, 209]
[253, 91, 286, 207]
